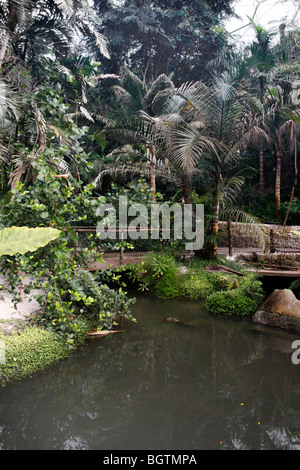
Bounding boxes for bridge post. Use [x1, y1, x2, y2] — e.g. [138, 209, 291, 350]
[270, 229, 275, 253]
[75, 231, 78, 255]
[120, 233, 124, 265]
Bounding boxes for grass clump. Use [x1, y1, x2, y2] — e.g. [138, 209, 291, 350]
[0, 327, 69, 387]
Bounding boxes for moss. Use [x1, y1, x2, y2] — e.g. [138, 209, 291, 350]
[0, 327, 70, 387]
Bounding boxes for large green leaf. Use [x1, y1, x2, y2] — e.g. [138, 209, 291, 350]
[0, 226, 61, 257]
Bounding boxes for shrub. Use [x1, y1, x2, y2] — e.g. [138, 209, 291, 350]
[0, 171, 136, 344]
[132, 253, 180, 296]
[236, 273, 265, 305]
[143, 253, 177, 281]
[156, 270, 180, 298]
[179, 272, 214, 300]
[208, 272, 240, 291]
[205, 290, 258, 316]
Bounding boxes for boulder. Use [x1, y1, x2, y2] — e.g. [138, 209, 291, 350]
[260, 289, 300, 318]
[253, 289, 300, 334]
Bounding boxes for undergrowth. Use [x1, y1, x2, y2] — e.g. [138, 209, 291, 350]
[0, 327, 70, 387]
[128, 252, 265, 316]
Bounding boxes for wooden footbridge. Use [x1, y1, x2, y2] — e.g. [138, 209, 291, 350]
[72, 226, 300, 278]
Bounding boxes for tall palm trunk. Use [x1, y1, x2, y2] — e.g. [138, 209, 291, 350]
[275, 149, 282, 221]
[259, 149, 265, 197]
[284, 127, 298, 225]
[150, 163, 156, 194]
[181, 171, 192, 204]
[228, 217, 233, 256]
[208, 163, 221, 259]
[210, 184, 220, 258]
[146, 143, 156, 196]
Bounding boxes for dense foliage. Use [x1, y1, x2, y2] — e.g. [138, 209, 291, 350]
[0, 0, 299, 357]
[127, 252, 264, 316]
[93, 0, 234, 84]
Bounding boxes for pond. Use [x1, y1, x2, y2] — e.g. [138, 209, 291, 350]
[0, 291, 300, 450]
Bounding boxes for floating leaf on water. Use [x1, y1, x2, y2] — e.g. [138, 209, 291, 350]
[83, 330, 126, 337]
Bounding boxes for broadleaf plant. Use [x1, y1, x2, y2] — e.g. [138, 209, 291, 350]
[0, 226, 61, 257]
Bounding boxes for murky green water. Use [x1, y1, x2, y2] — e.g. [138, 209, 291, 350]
[0, 292, 300, 450]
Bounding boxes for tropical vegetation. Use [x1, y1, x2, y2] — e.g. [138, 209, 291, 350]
[0, 0, 299, 383]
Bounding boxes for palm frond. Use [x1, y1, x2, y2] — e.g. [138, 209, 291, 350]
[111, 85, 139, 115]
[0, 144, 9, 165]
[52, 0, 78, 18]
[223, 204, 268, 251]
[93, 30, 110, 59]
[144, 74, 175, 111]
[94, 162, 179, 191]
[212, 71, 238, 103]
[120, 68, 145, 103]
[170, 127, 220, 171]
[79, 105, 94, 122]
[104, 115, 156, 147]
[0, 79, 20, 121]
[176, 81, 211, 108]
[219, 175, 246, 206]
[8, 0, 33, 26]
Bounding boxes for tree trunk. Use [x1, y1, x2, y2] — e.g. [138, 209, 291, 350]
[284, 137, 298, 226]
[207, 165, 221, 259]
[181, 180, 191, 205]
[259, 149, 264, 197]
[150, 163, 156, 195]
[209, 188, 220, 258]
[146, 143, 156, 196]
[228, 217, 233, 257]
[181, 171, 192, 204]
[275, 149, 282, 221]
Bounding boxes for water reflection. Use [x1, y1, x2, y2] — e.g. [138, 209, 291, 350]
[0, 293, 300, 450]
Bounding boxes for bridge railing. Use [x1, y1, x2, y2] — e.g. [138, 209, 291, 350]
[70, 225, 178, 264]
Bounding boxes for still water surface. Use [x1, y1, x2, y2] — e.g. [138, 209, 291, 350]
[0, 292, 300, 450]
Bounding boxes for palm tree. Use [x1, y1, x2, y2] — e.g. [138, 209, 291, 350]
[218, 172, 267, 256]
[95, 69, 176, 194]
[0, 0, 109, 68]
[246, 22, 275, 199]
[263, 86, 299, 221]
[144, 72, 269, 257]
